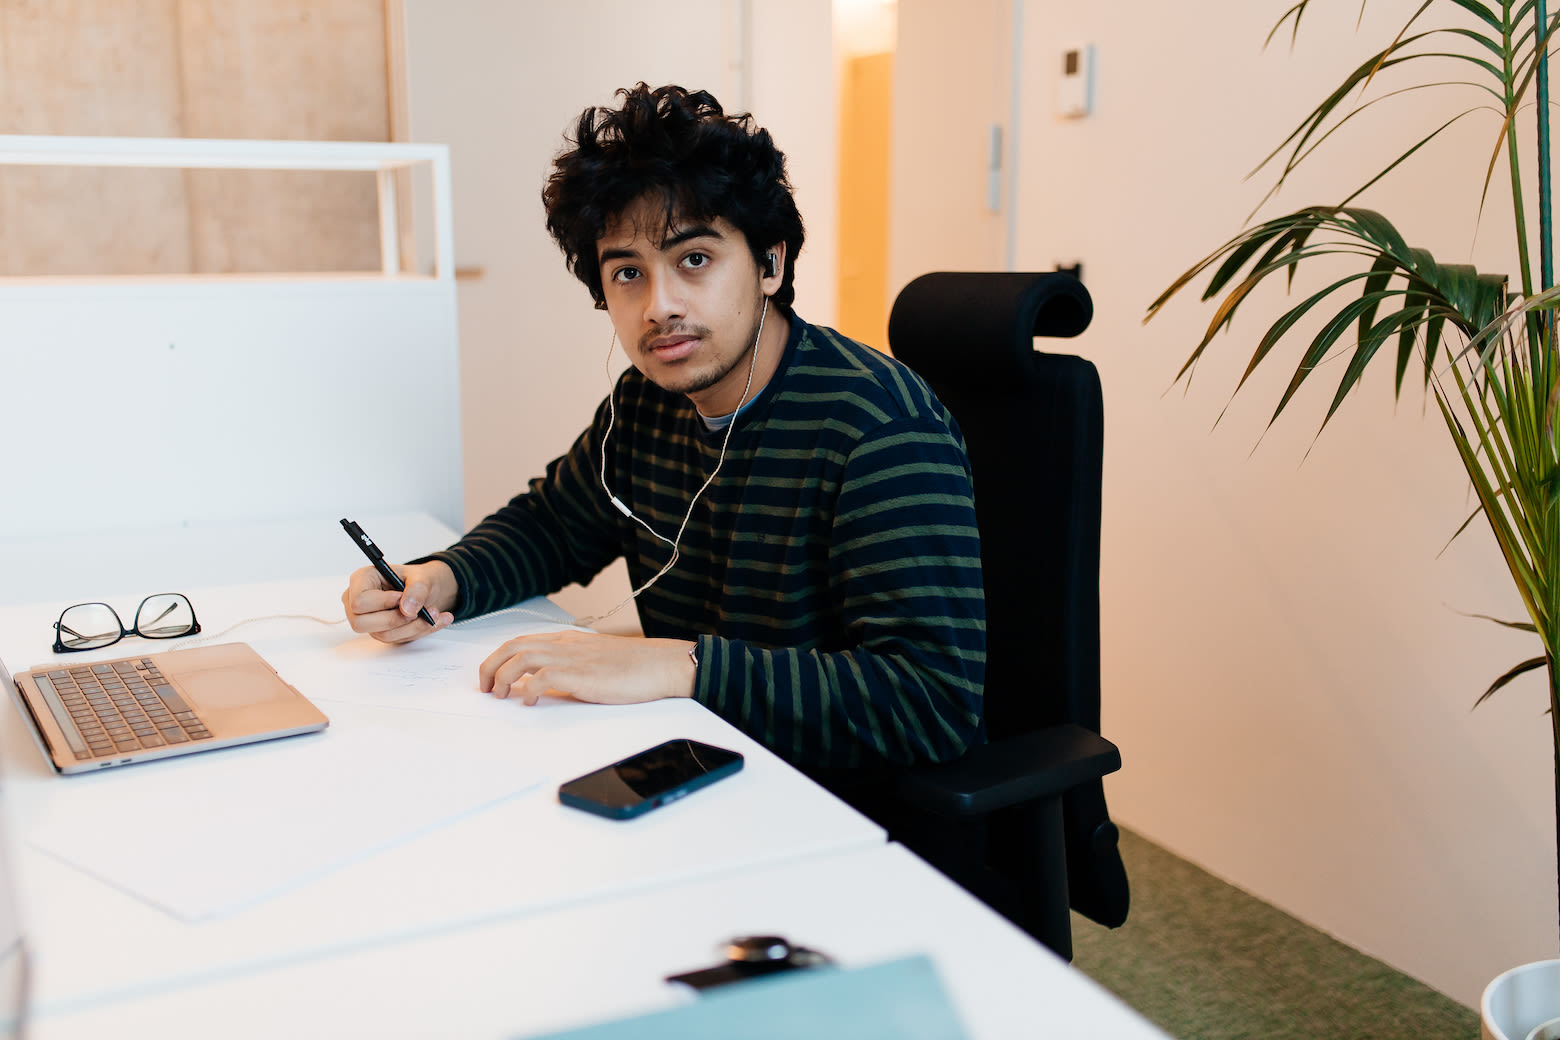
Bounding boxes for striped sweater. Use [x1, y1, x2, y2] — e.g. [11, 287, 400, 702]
[429, 316, 986, 768]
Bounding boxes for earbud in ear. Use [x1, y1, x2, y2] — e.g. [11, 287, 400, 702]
[764, 253, 777, 278]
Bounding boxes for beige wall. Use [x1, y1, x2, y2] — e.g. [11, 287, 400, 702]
[750, 1, 840, 333]
[887, 0, 1012, 306]
[891, 0, 1551, 1007]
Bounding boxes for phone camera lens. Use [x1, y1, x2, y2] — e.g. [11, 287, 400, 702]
[725, 936, 792, 964]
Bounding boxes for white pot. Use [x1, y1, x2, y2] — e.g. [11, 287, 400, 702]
[1483, 960, 1560, 1040]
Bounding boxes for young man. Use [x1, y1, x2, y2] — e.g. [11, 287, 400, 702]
[342, 84, 984, 769]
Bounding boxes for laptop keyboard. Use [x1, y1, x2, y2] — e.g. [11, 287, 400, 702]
[32, 658, 212, 760]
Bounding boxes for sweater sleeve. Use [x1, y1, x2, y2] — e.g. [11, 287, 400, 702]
[420, 399, 624, 620]
[690, 417, 986, 768]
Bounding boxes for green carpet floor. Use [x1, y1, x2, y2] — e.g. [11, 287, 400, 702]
[1068, 828, 1478, 1040]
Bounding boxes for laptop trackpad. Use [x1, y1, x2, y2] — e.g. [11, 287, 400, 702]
[173, 660, 294, 710]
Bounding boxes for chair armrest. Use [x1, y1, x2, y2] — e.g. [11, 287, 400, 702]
[895, 724, 1121, 819]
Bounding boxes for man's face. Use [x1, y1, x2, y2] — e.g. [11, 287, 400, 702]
[597, 197, 782, 415]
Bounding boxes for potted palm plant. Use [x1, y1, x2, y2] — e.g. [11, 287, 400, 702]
[1147, 1, 1560, 1034]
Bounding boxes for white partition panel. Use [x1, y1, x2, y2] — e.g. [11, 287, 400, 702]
[0, 137, 464, 583]
[3, 280, 462, 538]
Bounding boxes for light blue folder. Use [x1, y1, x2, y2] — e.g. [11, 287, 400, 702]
[518, 955, 969, 1040]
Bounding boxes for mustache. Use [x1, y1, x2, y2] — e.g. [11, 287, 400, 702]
[638, 322, 712, 351]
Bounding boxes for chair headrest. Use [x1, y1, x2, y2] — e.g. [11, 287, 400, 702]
[888, 272, 1094, 390]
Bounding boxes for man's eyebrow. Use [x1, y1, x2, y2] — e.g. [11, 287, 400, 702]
[598, 224, 724, 269]
[660, 224, 723, 250]
[598, 245, 639, 266]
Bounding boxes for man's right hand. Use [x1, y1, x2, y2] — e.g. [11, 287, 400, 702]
[342, 559, 458, 644]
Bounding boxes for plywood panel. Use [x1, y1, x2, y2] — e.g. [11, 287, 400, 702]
[176, 0, 389, 273]
[177, 167, 384, 273]
[0, 0, 391, 277]
[0, 0, 183, 135]
[0, 0, 193, 275]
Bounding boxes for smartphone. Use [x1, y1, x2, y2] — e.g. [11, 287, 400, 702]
[558, 738, 744, 820]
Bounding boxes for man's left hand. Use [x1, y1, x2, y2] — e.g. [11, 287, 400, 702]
[479, 630, 697, 705]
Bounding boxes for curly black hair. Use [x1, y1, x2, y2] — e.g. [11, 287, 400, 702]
[542, 83, 805, 309]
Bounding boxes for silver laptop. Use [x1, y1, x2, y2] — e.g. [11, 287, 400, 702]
[4, 642, 328, 775]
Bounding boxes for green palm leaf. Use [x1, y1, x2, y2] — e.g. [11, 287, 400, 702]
[1147, 206, 1508, 429]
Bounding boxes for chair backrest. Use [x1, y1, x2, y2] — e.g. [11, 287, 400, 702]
[887, 272, 1101, 743]
[889, 272, 1128, 931]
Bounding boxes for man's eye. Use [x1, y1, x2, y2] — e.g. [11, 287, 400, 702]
[682, 252, 709, 269]
[611, 267, 640, 284]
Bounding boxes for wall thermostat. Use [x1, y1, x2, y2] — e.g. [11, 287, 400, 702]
[1058, 44, 1094, 119]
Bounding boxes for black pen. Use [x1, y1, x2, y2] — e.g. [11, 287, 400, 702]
[340, 518, 439, 627]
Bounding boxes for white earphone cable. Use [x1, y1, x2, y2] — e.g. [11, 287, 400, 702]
[583, 296, 769, 627]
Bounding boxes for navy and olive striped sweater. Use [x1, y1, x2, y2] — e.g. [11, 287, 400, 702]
[430, 317, 986, 768]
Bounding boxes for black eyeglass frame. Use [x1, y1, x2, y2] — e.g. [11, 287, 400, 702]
[51, 594, 202, 654]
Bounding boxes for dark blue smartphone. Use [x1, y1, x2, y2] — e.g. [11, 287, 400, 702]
[558, 738, 744, 820]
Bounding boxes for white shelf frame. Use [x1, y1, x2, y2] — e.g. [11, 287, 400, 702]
[0, 134, 454, 282]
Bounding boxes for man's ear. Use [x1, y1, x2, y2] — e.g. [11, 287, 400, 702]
[760, 242, 786, 295]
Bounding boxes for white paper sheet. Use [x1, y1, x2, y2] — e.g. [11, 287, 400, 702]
[445, 597, 579, 634]
[255, 607, 585, 721]
[26, 702, 542, 921]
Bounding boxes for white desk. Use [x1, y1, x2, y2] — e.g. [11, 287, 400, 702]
[0, 573, 884, 1020]
[27, 842, 1166, 1040]
[0, 525, 1169, 1039]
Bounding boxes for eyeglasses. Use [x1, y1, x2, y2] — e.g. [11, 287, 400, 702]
[51, 594, 201, 654]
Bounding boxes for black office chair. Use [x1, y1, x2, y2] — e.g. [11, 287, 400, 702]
[876, 270, 1129, 961]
